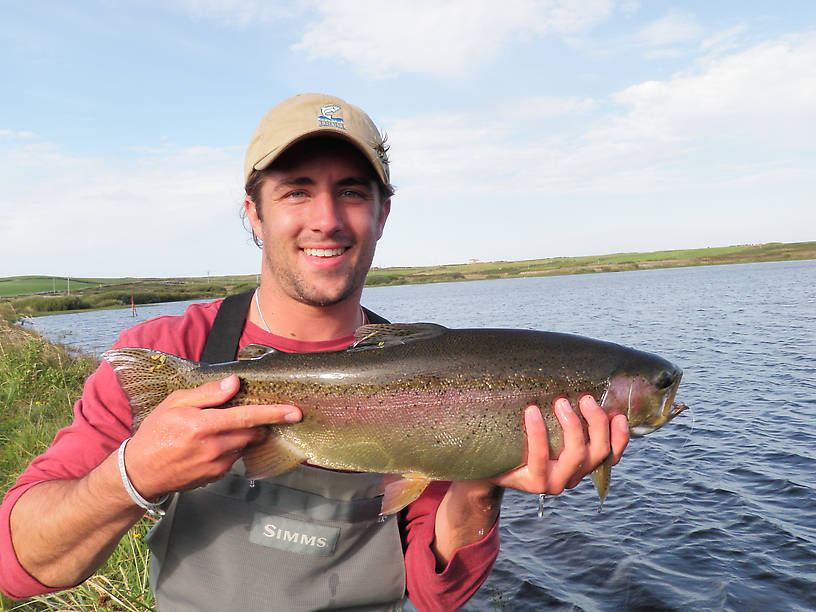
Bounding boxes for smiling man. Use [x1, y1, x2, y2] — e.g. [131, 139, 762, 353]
[0, 94, 629, 611]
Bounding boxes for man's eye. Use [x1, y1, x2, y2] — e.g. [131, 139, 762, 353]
[340, 189, 367, 199]
[286, 190, 308, 199]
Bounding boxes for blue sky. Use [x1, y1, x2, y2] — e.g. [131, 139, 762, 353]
[1, 1, 814, 277]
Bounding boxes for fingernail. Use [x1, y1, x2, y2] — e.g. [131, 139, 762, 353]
[284, 411, 301, 423]
[220, 377, 232, 391]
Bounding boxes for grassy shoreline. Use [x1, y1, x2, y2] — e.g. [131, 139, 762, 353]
[2, 241, 814, 317]
[0, 305, 156, 611]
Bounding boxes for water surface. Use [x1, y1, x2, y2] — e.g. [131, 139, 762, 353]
[30, 260, 816, 611]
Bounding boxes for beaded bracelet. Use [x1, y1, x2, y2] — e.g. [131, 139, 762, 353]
[117, 437, 169, 516]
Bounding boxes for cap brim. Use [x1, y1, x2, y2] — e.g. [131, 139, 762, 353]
[252, 128, 388, 185]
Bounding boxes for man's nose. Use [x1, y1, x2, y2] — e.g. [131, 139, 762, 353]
[307, 191, 344, 233]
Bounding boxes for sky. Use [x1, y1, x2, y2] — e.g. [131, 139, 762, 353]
[1, 1, 814, 278]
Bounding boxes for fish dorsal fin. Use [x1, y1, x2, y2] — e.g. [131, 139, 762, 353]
[237, 343, 280, 360]
[350, 323, 447, 351]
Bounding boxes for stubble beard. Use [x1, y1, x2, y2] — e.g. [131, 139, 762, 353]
[267, 241, 376, 308]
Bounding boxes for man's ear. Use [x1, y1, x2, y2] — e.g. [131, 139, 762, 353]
[245, 196, 262, 233]
[376, 198, 391, 240]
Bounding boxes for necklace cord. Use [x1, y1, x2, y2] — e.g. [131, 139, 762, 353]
[253, 288, 365, 333]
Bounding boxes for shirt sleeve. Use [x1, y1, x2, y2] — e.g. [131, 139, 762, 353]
[0, 303, 218, 599]
[0, 360, 132, 598]
[401, 481, 500, 612]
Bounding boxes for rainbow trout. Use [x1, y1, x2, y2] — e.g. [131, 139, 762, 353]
[103, 323, 687, 514]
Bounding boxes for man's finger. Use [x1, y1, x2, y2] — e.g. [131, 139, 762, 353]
[578, 394, 611, 469]
[204, 403, 302, 433]
[522, 404, 550, 472]
[549, 398, 588, 491]
[610, 414, 630, 465]
[157, 375, 242, 412]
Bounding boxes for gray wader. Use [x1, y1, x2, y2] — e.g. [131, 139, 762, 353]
[145, 293, 406, 611]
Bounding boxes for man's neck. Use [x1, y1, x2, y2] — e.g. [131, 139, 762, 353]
[249, 284, 364, 341]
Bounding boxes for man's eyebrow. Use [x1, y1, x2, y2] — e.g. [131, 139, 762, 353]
[272, 177, 372, 189]
[337, 177, 374, 188]
[275, 177, 315, 188]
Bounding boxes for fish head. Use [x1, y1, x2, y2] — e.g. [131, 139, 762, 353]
[601, 360, 687, 437]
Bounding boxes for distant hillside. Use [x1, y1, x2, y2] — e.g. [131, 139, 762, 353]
[2, 241, 813, 317]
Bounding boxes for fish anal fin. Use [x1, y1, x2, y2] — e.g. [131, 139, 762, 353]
[379, 473, 431, 517]
[590, 453, 613, 512]
[350, 323, 447, 351]
[237, 344, 280, 360]
[243, 433, 307, 479]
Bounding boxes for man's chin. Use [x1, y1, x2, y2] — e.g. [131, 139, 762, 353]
[292, 280, 361, 308]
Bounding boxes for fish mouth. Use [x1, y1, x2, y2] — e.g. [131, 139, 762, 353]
[603, 369, 687, 437]
[629, 380, 687, 437]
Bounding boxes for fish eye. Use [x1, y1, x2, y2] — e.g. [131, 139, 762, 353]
[654, 369, 676, 390]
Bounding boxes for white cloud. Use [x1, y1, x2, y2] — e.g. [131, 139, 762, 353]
[370, 32, 816, 267]
[575, 9, 706, 60]
[501, 96, 597, 119]
[603, 32, 816, 147]
[291, 0, 614, 77]
[382, 32, 816, 203]
[699, 24, 748, 55]
[0, 137, 257, 277]
[632, 11, 704, 48]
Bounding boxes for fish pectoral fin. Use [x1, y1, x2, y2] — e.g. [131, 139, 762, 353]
[237, 343, 280, 360]
[243, 433, 307, 479]
[590, 453, 613, 513]
[350, 323, 447, 351]
[379, 474, 431, 517]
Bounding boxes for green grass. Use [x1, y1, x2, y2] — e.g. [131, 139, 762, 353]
[0, 276, 257, 299]
[364, 241, 816, 288]
[0, 305, 155, 611]
[0, 277, 137, 298]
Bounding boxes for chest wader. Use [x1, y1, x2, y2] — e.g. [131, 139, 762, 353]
[145, 292, 407, 611]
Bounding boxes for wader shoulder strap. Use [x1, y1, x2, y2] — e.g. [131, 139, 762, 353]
[199, 291, 390, 364]
[199, 290, 254, 364]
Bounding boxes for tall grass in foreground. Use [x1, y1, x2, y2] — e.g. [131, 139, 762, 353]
[0, 304, 155, 612]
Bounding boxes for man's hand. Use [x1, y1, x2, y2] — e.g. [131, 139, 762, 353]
[490, 395, 630, 494]
[123, 375, 302, 500]
[432, 396, 629, 567]
[9, 375, 302, 590]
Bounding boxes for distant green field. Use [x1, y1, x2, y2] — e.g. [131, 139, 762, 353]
[2, 241, 813, 316]
[0, 276, 138, 298]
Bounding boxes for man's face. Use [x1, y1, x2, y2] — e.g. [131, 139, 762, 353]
[246, 139, 390, 308]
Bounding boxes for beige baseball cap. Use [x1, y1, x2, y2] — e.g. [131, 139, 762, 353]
[244, 93, 390, 185]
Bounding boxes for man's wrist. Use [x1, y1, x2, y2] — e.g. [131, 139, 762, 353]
[117, 438, 168, 516]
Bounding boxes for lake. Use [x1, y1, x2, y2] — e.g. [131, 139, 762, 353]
[29, 260, 816, 611]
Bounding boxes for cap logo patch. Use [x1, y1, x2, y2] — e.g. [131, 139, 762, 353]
[318, 105, 346, 131]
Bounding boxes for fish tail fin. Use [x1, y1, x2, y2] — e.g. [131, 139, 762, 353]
[590, 453, 613, 512]
[102, 348, 196, 428]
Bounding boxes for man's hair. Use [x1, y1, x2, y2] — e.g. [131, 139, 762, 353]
[241, 137, 395, 248]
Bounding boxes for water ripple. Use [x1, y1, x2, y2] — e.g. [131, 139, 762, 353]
[29, 260, 816, 611]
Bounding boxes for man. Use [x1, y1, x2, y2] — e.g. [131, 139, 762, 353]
[0, 93, 630, 610]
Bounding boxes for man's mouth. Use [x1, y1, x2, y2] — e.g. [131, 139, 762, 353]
[302, 247, 348, 257]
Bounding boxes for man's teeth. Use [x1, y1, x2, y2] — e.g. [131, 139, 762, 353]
[303, 248, 346, 257]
